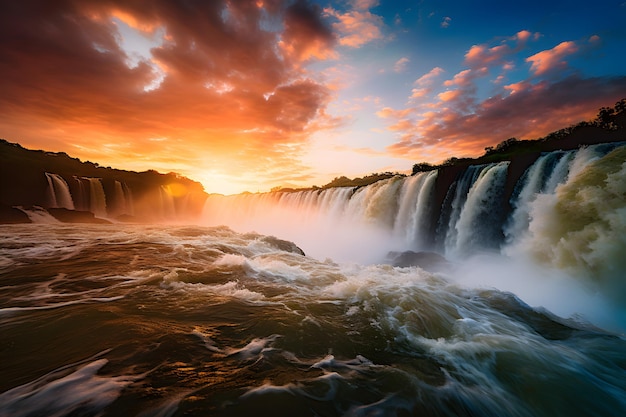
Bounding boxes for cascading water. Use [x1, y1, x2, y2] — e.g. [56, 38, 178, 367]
[447, 161, 509, 258]
[202, 142, 626, 330]
[72, 176, 90, 212]
[122, 182, 134, 216]
[113, 181, 127, 216]
[439, 165, 486, 253]
[504, 151, 572, 244]
[159, 186, 177, 218]
[204, 173, 440, 262]
[44, 173, 75, 210]
[84, 178, 107, 218]
[392, 170, 438, 249]
[110, 180, 134, 217]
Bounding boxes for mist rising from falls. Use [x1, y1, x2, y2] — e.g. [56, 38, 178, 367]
[509, 145, 626, 302]
[203, 142, 626, 332]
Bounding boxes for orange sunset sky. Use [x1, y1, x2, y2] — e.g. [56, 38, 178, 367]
[1, 0, 626, 194]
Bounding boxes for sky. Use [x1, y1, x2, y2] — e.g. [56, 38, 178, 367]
[1, 0, 626, 195]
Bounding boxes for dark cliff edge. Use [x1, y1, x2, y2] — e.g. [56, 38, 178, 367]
[411, 100, 626, 249]
[0, 139, 208, 223]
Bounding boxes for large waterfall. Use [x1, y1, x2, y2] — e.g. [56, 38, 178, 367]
[204, 143, 624, 262]
[203, 142, 626, 328]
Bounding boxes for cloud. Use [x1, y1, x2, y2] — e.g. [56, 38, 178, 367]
[0, 0, 339, 192]
[324, 2, 385, 48]
[280, 0, 337, 62]
[385, 75, 626, 161]
[394, 57, 410, 73]
[376, 29, 623, 163]
[410, 67, 445, 100]
[351, 0, 380, 10]
[415, 67, 444, 86]
[464, 30, 540, 69]
[440, 16, 451, 28]
[526, 41, 579, 76]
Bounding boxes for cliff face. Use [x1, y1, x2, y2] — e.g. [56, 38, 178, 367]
[0, 139, 208, 223]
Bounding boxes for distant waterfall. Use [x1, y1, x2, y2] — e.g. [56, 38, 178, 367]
[204, 172, 439, 261]
[85, 178, 107, 218]
[72, 176, 90, 211]
[45, 173, 74, 210]
[111, 180, 134, 217]
[123, 182, 134, 216]
[159, 186, 177, 218]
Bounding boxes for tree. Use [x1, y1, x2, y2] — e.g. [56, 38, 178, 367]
[412, 162, 434, 174]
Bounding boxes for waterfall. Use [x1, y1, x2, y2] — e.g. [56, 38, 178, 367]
[447, 161, 510, 258]
[110, 180, 134, 217]
[113, 181, 126, 216]
[203, 142, 625, 267]
[72, 176, 90, 211]
[392, 170, 438, 249]
[44, 173, 75, 210]
[159, 186, 177, 218]
[84, 178, 107, 218]
[505, 151, 573, 244]
[123, 182, 134, 216]
[203, 173, 441, 262]
[437, 165, 485, 251]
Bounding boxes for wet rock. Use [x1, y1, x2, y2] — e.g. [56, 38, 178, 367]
[0, 205, 31, 223]
[386, 250, 450, 272]
[261, 236, 306, 256]
[48, 208, 111, 224]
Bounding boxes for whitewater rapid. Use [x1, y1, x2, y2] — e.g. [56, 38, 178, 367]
[3, 142, 625, 416]
[1, 224, 625, 416]
[203, 142, 626, 332]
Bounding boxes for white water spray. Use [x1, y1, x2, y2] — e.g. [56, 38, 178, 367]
[45, 173, 75, 210]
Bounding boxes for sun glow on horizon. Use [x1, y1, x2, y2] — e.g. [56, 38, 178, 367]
[1, 1, 625, 194]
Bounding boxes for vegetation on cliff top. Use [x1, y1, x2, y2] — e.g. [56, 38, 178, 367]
[412, 98, 626, 174]
[272, 99, 625, 192]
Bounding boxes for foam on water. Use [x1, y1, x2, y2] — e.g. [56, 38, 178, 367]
[1, 223, 625, 416]
[0, 356, 141, 417]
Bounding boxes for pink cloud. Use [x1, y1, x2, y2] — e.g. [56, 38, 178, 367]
[351, 0, 379, 10]
[443, 69, 474, 87]
[526, 41, 579, 76]
[465, 30, 540, 70]
[376, 107, 413, 118]
[504, 80, 532, 95]
[516, 30, 533, 43]
[414, 67, 445, 86]
[410, 88, 429, 99]
[385, 75, 626, 161]
[324, 7, 385, 48]
[438, 89, 463, 102]
[465, 44, 512, 68]
[394, 57, 410, 73]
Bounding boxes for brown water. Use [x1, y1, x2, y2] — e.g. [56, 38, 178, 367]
[1, 224, 625, 416]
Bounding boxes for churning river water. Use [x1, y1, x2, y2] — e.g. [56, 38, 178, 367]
[1, 223, 625, 417]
